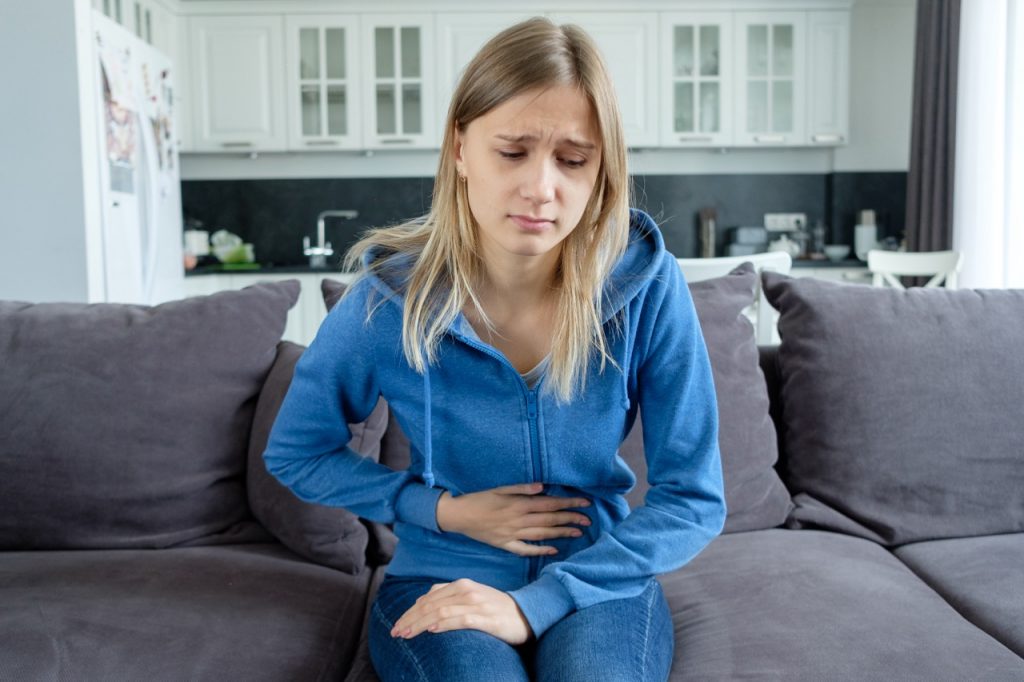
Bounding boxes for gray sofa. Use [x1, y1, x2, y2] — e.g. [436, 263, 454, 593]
[2, 268, 1022, 681]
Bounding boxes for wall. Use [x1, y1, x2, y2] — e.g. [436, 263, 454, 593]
[0, 0, 103, 303]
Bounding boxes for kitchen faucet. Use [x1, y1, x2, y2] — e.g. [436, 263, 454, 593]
[303, 210, 358, 267]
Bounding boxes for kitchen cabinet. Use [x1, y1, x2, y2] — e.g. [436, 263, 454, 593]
[734, 12, 806, 146]
[659, 13, 734, 147]
[170, 2, 850, 155]
[284, 15, 362, 151]
[189, 15, 288, 152]
[435, 12, 535, 133]
[549, 12, 660, 148]
[361, 15, 436, 149]
[806, 11, 850, 145]
[183, 272, 356, 347]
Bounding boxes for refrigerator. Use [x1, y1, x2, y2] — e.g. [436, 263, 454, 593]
[90, 10, 183, 305]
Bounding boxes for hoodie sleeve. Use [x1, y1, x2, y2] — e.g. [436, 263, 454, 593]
[508, 254, 727, 638]
[262, 280, 445, 533]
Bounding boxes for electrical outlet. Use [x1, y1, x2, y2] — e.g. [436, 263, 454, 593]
[764, 212, 808, 231]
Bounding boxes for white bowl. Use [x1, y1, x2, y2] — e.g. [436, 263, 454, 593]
[823, 244, 851, 262]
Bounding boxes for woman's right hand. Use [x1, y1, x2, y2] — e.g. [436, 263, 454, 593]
[435, 483, 592, 557]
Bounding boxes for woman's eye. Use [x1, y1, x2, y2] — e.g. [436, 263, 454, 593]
[561, 158, 587, 168]
[498, 150, 524, 160]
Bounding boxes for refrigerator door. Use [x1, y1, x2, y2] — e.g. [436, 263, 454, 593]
[93, 11, 183, 304]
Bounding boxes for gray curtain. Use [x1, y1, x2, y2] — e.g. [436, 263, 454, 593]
[904, 0, 961, 254]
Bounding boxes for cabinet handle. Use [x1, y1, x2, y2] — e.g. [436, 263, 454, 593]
[811, 134, 845, 143]
[221, 142, 254, 148]
[753, 135, 785, 144]
[380, 138, 414, 145]
[679, 136, 714, 143]
[305, 140, 340, 146]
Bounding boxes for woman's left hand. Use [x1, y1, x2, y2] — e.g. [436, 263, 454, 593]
[389, 578, 534, 645]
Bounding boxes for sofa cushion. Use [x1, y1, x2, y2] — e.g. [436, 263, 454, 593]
[247, 341, 390, 574]
[0, 281, 299, 550]
[658, 528, 1024, 680]
[322, 265, 793, 536]
[0, 543, 371, 679]
[894, 532, 1024, 658]
[620, 263, 792, 532]
[762, 274, 1024, 546]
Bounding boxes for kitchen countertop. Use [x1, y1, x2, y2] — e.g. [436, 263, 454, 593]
[185, 264, 351, 276]
[791, 258, 866, 268]
[185, 257, 867, 277]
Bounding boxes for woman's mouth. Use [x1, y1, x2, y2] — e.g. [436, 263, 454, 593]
[510, 215, 554, 233]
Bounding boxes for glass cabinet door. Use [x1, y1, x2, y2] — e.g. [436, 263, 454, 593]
[735, 12, 805, 145]
[661, 13, 733, 147]
[285, 16, 360, 150]
[363, 15, 435, 148]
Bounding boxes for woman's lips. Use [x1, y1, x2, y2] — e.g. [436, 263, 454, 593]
[510, 215, 554, 233]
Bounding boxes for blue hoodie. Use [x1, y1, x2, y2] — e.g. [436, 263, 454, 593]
[263, 208, 726, 639]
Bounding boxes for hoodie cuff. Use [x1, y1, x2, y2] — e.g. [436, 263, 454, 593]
[394, 482, 445, 533]
[507, 573, 576, 639]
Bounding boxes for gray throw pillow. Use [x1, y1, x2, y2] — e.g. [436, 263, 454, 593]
[322, 266, 793, 537]
[247, 340, 389, 574]
[762, 273, 1024, 546]
[0, 281, 300, 550]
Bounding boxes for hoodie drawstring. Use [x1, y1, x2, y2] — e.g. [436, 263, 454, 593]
[421, 349, 436, 488]
[620, 304, 633, 411]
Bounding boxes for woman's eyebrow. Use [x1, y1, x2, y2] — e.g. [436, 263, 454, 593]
[494, 133, 597, 150]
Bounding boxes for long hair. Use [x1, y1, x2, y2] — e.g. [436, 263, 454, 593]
[344, 17, 631, 403]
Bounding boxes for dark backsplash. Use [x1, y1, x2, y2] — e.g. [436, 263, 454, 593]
[181, 172, 906, 266]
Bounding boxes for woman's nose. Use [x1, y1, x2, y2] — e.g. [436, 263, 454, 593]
[520, 158, 556, 204]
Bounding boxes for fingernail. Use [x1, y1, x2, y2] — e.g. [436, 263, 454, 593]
[548, 549, 558, 555]
[571, 531, 582, 537]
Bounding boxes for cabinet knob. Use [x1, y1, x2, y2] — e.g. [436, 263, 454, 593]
[679, 136, 714, 143]
[753, 135, 785, 144]
[221, 141, 254, 148]
[380, 138, 414, 145]
[811, 134, 845, 143]
[305, 140, 340, 146]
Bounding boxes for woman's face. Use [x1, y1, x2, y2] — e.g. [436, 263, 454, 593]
[454, 85, 602, 262]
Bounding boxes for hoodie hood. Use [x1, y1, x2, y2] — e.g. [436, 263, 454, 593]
[361, 208, 666, 489]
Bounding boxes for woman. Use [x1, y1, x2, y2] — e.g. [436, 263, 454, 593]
[264, 17, 726, 681]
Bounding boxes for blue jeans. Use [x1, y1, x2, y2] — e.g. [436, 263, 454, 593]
[368, 574, 673, 681]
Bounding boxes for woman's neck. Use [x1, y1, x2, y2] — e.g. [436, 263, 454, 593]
[475, 244, 561, 316]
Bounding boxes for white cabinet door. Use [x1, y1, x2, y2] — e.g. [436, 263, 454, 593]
[435, 13, 534, 132]
[734, 12, 806, 147]
[806, 11, 850, 146]
[362, 15, 436, 149]
[659, 13, 734, 148]
[285, 15, 362, 151]
[190, 15, 288, 152]
[549, 12, 660, 148]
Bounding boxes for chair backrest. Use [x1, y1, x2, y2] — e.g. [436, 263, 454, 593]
[677, 252, 792, 345]
[867, 249, 963, 289]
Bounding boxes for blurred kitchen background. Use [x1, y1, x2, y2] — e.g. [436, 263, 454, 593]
[6, 0, 1018, 323]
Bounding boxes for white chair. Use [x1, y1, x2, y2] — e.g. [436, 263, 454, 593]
[677, 252, 792, 345]
[866, 249, 963, 289]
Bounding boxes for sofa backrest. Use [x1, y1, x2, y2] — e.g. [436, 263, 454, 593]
[0, 281, 299, 551]
[763, 272, 1024, 546]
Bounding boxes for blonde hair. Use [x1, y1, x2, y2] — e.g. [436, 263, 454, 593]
[344, 17, 631, 403]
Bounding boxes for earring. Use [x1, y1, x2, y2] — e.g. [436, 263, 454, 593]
[458, 173, 467, 182]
